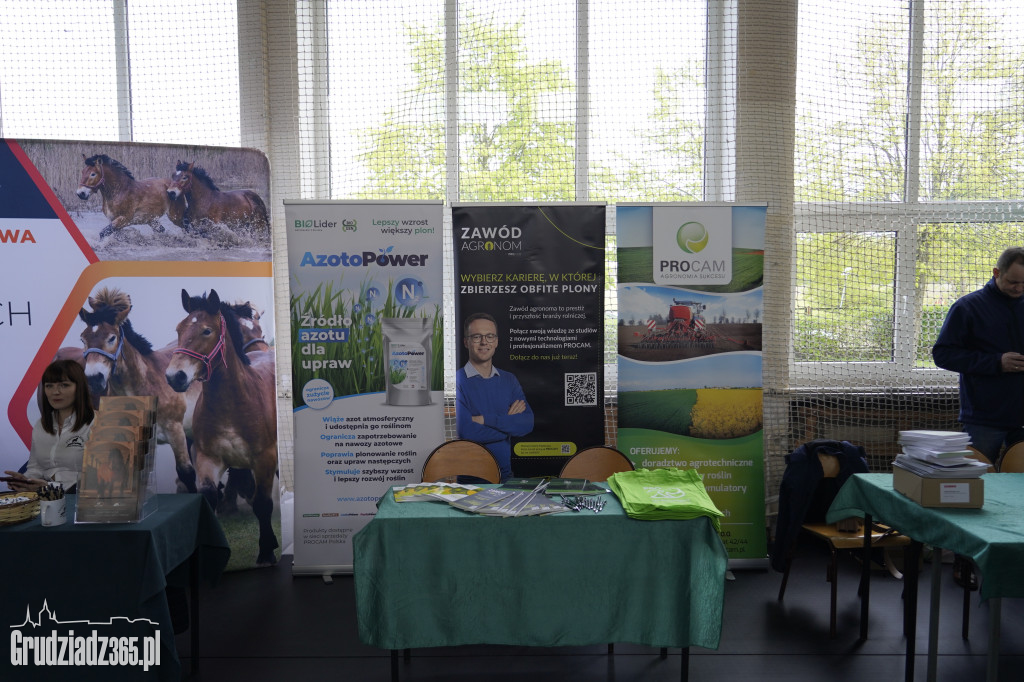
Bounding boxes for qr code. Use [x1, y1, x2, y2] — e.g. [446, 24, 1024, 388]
[564, 372, 597, 406]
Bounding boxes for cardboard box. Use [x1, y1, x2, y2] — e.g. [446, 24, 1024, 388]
[893, 466, 984, 508]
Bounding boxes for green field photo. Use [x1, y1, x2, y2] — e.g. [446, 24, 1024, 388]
[618, 388, 698, 436]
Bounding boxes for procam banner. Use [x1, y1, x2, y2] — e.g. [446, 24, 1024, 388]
[617, 203, 767, 561]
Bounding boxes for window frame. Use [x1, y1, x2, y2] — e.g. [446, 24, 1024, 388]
[301, 0, 736, 203]
[789, 0, 1024, 388]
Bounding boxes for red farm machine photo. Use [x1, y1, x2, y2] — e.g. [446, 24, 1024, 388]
[634, 298, 717, 349]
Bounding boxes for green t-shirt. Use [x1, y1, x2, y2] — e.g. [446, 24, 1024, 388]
[608, 468, 724, 531]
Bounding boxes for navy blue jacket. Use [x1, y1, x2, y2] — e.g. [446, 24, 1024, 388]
[771, 439, 868, 572]
[932, 278, 1024, 428]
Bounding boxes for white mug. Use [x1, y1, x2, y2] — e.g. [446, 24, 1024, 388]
[40, 498, 66, 527]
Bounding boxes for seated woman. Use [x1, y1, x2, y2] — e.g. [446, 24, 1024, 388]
[5, 360, 95, 493]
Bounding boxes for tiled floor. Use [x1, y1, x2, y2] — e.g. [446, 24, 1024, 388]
[177, 540, 1023, 681]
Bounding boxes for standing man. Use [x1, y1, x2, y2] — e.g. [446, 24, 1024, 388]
[456, 312, 534, 481]
[933, 246, 1024, 464]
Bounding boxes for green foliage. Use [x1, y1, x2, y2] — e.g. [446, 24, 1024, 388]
[916, 304, 951, 367]
[357, 15, 709, 203]
[591, 61, 705, 203]
[219, 502, 282, 572]
[358, 14, 575, 201]
[794, 307, 894, 362]
[389, 367, 408, 385]
[290, 277, 443, 408]
[797, 1, 1024, 204]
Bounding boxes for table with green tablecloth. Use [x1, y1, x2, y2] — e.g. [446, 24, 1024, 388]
[0, 493, 230, 682]
[827, 473, 1024, 682]
[354, 487, 728, 679]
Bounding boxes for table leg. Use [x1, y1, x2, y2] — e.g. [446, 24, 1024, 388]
[963, 579, 971, 639]
[903, 540, 921, 682]
[987, 598, 1001, 682]
[391, 649, 399, 682]
[860, 514, 872, 640]
[927, 548, 942, 682]
[190, 549, 200, 675]
[680, 646, 689, 682]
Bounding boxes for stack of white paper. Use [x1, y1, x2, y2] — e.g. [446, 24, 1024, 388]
[893, 454, 989, 478]
[895, 430, 987, 477]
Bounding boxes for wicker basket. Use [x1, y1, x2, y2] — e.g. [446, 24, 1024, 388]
[0, 490, 40, 526]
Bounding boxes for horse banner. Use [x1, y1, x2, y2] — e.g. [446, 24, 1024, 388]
[285, 200, 444, 574]
[452, 203, 606, 479]
[616, 203, 767, 562]
[0, 138, 279, 571]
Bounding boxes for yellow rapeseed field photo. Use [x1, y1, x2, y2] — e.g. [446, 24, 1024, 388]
[689, 389, 763, 439]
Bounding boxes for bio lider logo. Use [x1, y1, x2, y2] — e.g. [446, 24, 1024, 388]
[676, 221, 709, 253]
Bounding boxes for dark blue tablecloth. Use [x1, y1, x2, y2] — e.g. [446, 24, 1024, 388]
[0, 493, 229, 681]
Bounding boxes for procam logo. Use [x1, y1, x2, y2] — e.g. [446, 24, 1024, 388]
[676, 222, 709, 253]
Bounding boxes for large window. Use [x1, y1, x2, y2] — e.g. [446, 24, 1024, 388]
[309, 0, 733, 204]
[0, 0, 240, 146]
[793, 0, 1024, 386]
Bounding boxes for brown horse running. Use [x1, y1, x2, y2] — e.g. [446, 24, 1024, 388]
[77, 154, 186, 238]
[78, 288, 199, 493]
[167, 161, 269, 237]
[166, 289, 278, 565]
[220, 301, 270, 513]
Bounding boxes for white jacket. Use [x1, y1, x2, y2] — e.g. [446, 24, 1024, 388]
[24, 415, 91, 487]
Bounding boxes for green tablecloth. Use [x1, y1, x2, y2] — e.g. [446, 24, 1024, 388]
[827, 473, 1024, 601]
[0, 493, 230, 681]
[354, 488, 728, 651]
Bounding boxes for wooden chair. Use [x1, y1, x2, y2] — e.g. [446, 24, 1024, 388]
[999, 441, 1024, 472]
[421, 440, 501, 484]
[777, 452, 911, 638]
[559, 446, 634, 481]
[965, 446, 996, 472]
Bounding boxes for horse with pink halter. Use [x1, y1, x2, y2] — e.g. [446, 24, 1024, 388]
[166, 289, 278, 566]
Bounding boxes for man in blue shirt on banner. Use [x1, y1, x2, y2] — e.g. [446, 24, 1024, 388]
[456, 312, 534, 481]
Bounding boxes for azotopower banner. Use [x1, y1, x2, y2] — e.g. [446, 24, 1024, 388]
[453, 203, 606, 478]
[286, 200, 444, 573]
[616, 203, 767, 561]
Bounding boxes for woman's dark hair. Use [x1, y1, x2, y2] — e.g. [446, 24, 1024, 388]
[38, 360, 94, 434]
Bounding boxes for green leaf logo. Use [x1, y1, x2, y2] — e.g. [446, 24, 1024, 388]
[676, 221, 709, 253]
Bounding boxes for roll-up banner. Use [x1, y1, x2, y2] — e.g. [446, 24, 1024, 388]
[452, 203, 606, 480]
[616, 203, 767, 561]
[286, 200, 444, 574]
[0, 139, 278, 572]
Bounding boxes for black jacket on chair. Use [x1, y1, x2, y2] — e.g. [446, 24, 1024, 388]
[770, 439, 869, 572]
